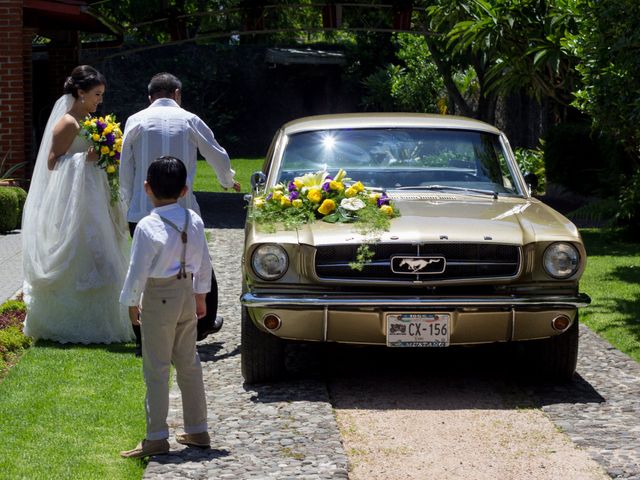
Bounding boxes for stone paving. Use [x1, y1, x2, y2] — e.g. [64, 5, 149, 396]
[143, 228, 640, 480]
[0, 230, 22, 302]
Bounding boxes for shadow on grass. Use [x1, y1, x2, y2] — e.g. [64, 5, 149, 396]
[34, 339, 138, 355]
[580, 228, 640, 257]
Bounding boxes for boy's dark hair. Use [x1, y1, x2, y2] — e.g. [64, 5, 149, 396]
[148, 72, 182, 99]
[146, 156, 187, 200]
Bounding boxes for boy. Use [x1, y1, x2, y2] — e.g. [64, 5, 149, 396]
[120, 156, 211, 458]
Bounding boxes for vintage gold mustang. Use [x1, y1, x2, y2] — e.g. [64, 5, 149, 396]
[240, 113, 590, 383]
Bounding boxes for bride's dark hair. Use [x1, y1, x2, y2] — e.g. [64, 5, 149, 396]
[63, 65, 106, 98]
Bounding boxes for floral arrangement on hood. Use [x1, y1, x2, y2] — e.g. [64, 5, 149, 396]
[250, 169, 399, 270]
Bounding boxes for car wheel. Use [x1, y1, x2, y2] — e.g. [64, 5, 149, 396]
[519, 313, 579, 382]
[240, 306, 286, 384]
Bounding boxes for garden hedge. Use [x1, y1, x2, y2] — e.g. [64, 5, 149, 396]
[5, 186, 27, 229]
[0, 187, 19, 233]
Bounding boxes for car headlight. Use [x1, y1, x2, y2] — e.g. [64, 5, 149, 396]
[251, 244, 289, 280]
[543, 242, 580, 279]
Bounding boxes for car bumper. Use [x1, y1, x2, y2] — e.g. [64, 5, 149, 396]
[241, 292, 591, 345]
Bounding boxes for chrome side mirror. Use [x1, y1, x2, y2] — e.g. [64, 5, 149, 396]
[250, 171, 266, 192]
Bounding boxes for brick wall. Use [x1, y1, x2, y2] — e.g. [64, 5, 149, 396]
[0, 0, 26, 177]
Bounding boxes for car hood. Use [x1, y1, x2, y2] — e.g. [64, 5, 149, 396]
[293, 196, 581, 247]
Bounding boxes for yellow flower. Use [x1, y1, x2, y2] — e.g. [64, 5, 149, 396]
[345, 187, 357, 198]
[109, 150, 115, 156]
[92, 133, 101, 142]
[318, 199, 336, 215]
[292, 199, 303, 208]
[103, 125, 113, 135]
[329, 180, 344, 191]
[272, 190, 283, 201]
[84, 120, 92, 127]
[115, 138, 123, 146]
[115, 144, 122, 153]
[353, 181, 365, 192]
[307, 188, 323, 203]
[280, 196, 291, 207]
[254, 197, 265, 208]
[106, 165, 116, 174]
[368, 192, 381, 204]
[380, 204, 394, 216]
[293, 179, 303, 189]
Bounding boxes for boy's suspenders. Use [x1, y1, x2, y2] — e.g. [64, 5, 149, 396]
[158, 209, 190, 279]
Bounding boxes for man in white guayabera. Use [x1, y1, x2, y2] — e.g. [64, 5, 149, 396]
[120, 72, 241, 354]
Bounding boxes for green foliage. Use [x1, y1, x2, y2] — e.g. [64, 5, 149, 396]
[0, 152, 28, 181]
[0, 327, 31, 351]
[617, 170, 640, 232]
[572, 0, 640, 159]
[5, 186, 27, 229]
[513, 145, 546, 193]
[0, 187, 19, 233]
[567, 197, 618, 227]
[361, 34, 445, 113]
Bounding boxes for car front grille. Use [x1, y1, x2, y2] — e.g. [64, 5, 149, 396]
[315, 243, 521, 282]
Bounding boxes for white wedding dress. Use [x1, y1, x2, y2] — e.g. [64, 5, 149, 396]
[22, 95, 134, 344]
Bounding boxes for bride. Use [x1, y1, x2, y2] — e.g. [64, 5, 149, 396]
[22, 65, 134, 344]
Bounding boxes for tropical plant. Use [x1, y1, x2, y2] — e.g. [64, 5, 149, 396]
[0, 152, 27, 181]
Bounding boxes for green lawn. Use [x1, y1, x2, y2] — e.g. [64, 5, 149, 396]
[0, 341, 146, 479]
[579, 228, 640, 362]
[193, 157, 263, 193]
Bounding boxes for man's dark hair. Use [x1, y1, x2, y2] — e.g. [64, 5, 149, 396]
[148, 72, 182, 99]
[146, 156, 187, 200]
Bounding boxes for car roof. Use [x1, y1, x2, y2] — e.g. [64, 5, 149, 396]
[281, 113, 502, 136]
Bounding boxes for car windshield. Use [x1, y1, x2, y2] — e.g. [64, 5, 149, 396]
[277, 128, 522, 196]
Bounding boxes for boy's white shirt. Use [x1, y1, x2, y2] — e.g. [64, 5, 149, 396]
[119, 203, 211, 307]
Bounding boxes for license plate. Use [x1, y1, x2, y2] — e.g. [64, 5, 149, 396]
[386, 313, 450, 347]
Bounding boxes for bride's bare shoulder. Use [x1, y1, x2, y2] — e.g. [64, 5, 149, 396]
[53, 113, 80, 136]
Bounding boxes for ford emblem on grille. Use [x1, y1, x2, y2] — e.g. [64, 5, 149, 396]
[391, 256, 446, 274]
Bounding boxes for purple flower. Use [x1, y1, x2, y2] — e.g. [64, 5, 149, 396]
[266, 193, 273, 201]
[97, 120, 106, 131]
[322, 181, 331, 192]
[105, 133, 115, 145]
[289, 190, 299, 200]
[288, 181, 298, 192]
[115, 151, 121, 160]
[377, 194, 390, 207]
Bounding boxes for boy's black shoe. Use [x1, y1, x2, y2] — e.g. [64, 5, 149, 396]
[135, 344, 142, 357]
[196, 315, 223, 341]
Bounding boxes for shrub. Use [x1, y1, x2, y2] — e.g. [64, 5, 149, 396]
[0, 326, 31, 351]
[0, 299, 26, 331]
[5, 186, 27, 229]
[0, 187, 19, 233]
[617, 169, 640, 233]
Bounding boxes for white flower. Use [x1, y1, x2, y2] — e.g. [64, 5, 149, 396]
[341, 197, 366, 211]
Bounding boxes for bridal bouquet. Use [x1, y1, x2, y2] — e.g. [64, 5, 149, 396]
[250, 169, 399, 270]
[80, 114, 123, 204]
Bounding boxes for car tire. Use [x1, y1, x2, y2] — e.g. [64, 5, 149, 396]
[240, 306, 286, 384]
[519, 313, 579, 382]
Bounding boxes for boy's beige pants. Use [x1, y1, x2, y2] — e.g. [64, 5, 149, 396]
[141, 276, 208, 441]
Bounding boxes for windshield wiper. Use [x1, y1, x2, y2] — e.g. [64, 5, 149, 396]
[394, 184, 498, 199]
